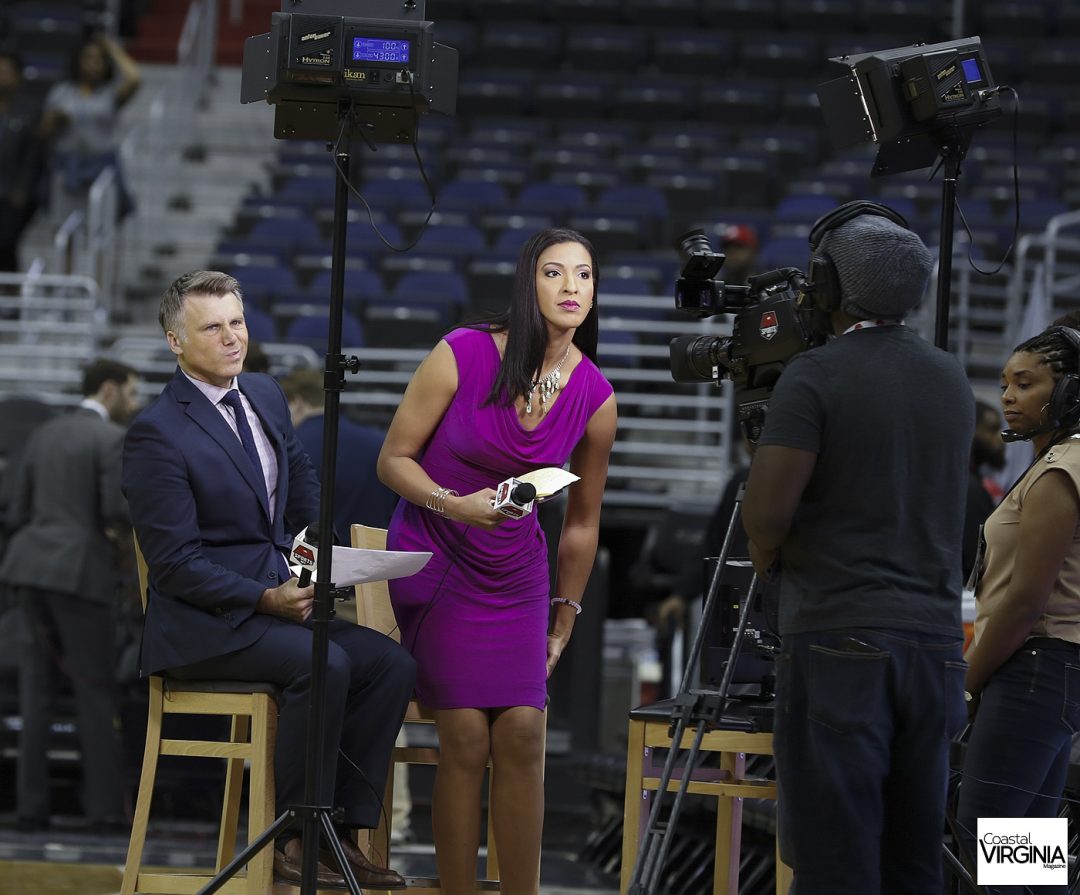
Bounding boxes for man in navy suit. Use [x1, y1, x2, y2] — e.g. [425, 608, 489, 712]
[122, 270, 414, 888]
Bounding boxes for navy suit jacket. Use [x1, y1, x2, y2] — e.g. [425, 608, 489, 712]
[123, 369, 320, 675]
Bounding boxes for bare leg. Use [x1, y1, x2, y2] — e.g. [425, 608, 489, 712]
[489, 706, 546, 895]
[432, 708, 490, 895]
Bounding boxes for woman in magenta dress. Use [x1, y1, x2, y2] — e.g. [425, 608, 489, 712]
[378, 228, 617, 895]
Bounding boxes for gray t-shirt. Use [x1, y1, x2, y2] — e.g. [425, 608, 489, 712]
[756, 325, 973, 636]
[44, 80, 122, 155]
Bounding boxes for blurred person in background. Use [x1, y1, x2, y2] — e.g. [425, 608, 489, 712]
[964, 399, 1006, 581]
[719, 223, 759, 286]
[0, 48, 44, 272]
[40, 32, 140, 222]
[279, 367, 399, 540]
[2, 359, 141, 830]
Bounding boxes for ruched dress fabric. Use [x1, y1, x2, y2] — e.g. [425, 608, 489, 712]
[387, 327, 613, 709]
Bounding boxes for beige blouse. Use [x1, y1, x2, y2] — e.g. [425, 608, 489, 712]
[973, 434, 1080, 646]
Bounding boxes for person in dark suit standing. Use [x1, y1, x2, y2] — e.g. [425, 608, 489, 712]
[280, 367, 399, 538]
[3, 358, 141, 830]
[121, 270, 414, 888]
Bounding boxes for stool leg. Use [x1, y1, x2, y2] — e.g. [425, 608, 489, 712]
[218, 713, 249, 871]
[775, 806, 793, 895]
[246, 695, 275, 895]
[621, 718, 646, 895]
[713, 750, 744, 895]
[122, 677, 165, 895]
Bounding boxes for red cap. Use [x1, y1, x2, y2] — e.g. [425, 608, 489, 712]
[721, 223, 759, 250]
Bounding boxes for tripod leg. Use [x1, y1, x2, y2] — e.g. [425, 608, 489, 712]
[319, 808, 365, 895]
[196, 810, 294, 895]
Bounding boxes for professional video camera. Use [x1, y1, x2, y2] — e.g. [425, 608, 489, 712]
[669, 230, 824, 443]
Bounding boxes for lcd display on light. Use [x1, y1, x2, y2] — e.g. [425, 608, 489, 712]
[353, 37, 411, 63]
[961, 57, 984, 85]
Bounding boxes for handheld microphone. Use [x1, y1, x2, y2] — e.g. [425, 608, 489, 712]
[291, 523, 320, 586]
[491, 478, 537, 518]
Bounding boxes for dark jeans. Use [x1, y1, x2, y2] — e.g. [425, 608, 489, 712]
[774, 628, 966, 895]
[956, 639, 1080, 895]
[169, 617, 415, 831]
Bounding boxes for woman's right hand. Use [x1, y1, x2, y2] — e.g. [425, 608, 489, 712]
[446, 488, 503, 530]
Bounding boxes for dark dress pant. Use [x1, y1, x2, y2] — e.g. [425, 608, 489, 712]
[169, 616, 415, 830]
[17, 587, 125, 824]
[773, 628, 966, 895]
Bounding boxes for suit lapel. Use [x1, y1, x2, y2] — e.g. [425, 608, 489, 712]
[171, 371, 271, 519]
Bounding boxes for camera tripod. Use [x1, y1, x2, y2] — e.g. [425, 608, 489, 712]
[627, 483, 777, 895]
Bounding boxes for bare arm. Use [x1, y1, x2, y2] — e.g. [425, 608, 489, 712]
[547, 393, 617, 676]
[100, 34, 141, 106]
[965, 469, 1080, 696]
[742, 444, 817, 576]
[377, 339, 503, 529]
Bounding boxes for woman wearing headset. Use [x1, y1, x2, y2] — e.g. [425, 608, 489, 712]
[958, 326, 1080, 876]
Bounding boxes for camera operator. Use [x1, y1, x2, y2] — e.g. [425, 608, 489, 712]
[742, 202, 973, 894]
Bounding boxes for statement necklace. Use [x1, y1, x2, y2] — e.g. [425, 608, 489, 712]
[525, 343, 572, 414]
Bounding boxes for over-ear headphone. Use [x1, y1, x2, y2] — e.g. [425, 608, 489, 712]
[1045, 325, 1080, 429]
[803, 200, 911, 314]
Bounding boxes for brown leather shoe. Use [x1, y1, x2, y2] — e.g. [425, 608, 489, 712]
[274, 837, 346, 888]
[320, 836, 407, 890]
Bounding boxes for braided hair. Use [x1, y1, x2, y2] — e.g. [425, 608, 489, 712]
[1012, 326, 1080, 436]
[1013, 328, 1080, 380]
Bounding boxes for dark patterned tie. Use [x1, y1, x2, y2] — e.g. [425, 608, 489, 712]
[220, 390, 264, 486]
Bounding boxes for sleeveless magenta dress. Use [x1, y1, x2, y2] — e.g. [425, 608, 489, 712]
[386, 327, 613, 709]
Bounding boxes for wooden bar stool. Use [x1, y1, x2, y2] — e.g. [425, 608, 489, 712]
[621, 700, 792, 895]
[122, 537, 280, 895]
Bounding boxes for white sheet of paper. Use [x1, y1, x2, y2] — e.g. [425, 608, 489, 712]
[517, 466, 580, 499]
[290, 545, 432, 586]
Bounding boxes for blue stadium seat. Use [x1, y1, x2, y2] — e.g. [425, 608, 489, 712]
[597, 328, 641, 368]
[615, 76, 698, 121]
[285, 313, 365, 350]
[358, 176, 433, 213]
[246, 217, 324, 255]
[774, 195, 839, 224]
[479, 22, 562, 68]
[758, 236, 812, 271]
[232, 264, 300, 305]
[698, 79, 780, 126]
[346, 220, 405, 258]
[594, 185, 670, 222]
[457, 68, 537, 118]
[303, 269, 386, 306]
[437, 179, 510, 215]
[534, 73, 615, 120]
[650, 30, 736, 76]
[515, 182, 589, 216]
[565, 25, 649, 72]
[411, 223, 487, 260]
[393, 271, 469, 307]
[243, 306, 277, 343]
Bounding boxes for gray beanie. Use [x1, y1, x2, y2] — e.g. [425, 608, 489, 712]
[819, 214, 934, 319]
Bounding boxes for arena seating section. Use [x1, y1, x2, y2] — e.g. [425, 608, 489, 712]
[182, 2, 1072, 368]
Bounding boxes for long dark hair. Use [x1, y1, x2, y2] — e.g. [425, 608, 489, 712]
[470, 227, 599, 406]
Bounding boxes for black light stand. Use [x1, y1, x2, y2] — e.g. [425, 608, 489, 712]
[195, 124, 365, 895]
[626, 484, 770, 895]
[931, 133, 967, 352]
